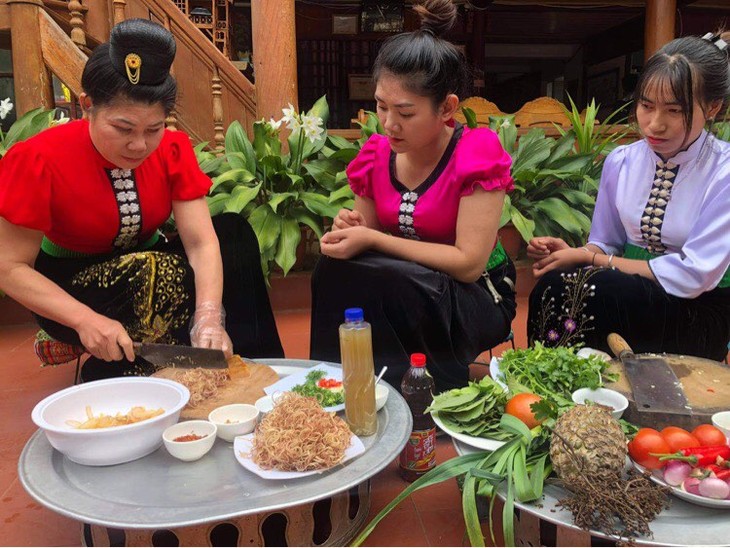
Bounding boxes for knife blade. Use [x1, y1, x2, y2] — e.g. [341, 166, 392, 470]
[133, 342, 228, 369]
[607, 333, 690, 415]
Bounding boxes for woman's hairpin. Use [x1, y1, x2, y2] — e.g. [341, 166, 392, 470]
[701, 32, 727, 51]
[125, 53, 142, 85]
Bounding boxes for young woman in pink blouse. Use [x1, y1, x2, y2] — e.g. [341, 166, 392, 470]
[309, 0, 516, 392]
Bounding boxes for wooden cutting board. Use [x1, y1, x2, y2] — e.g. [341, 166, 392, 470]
[153, 363, 279, 420]
[604, 353, 730, 430]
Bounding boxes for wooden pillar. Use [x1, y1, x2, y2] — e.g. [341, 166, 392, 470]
[112, 0, 126, 26]
[211, 66, 225, 153]
[67, 0, 87, 51]
[161, 14, 178, 131]
[644, 0, 676, 61]
[251, 0, 298, 121]
[7, 0, 54, 116]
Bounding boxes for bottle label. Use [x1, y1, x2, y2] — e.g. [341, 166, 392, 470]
[399, 428, 436, 473]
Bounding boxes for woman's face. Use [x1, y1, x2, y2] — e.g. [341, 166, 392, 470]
[636, 79, 719, 160]
[374, 74, 455, 154]
[86, 98, 167, 169]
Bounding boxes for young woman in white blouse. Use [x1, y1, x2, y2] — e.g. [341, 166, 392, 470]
[526, 31, 730, 360]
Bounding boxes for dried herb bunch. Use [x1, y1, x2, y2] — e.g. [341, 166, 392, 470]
[557, 469, 670, 541]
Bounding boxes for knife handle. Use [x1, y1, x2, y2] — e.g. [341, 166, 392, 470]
[607, 333, 634, 360]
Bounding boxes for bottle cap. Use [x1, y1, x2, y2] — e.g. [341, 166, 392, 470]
[344, 307, 364, 322]
[410, 353, 426, 367]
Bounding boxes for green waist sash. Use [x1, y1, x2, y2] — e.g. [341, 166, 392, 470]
[41, 231, 161, 259]
[623, 243, 730, 288]
[486, 240, 508, 271]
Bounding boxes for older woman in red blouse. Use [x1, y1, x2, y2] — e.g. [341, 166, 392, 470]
[0, 19, 282, 380]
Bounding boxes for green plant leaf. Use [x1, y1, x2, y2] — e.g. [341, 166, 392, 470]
[351, 453, 487, 547]
[223, 183, 262, 214]
[247, 204, 282, 254]
[508, 207, 536, 243]
[267, 191, 297, 213]
[462, 474, 485, 547]
[1, 107, 55, 154]
[210, 168, 257, 193]
[546, 133, 576, 164]
[306, 94, 330, 127]
[328, 184, 355, 204]
[205, 192, 230, 217]
[252, 120, 281, 160]
[225, 121, 257, 173]
[274, 218, 301, 275]
[198, 156, 226, 176]
[327, 147, 359, 163]
[303, 158, 343, 191]
[292, 206, 324, 239]
[499, 196, 512, 228]
[194, 141, 209, 154]
[299, 191, 341, 218]
[462, 106, 478, 129]
[533, 198, 583, 235]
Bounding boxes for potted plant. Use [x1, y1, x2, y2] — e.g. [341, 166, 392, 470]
[197, 96, 359, 277]
[462, 98, 628, 254]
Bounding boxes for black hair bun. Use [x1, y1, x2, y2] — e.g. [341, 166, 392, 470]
[413, 0, 457, 38]
[108, 18, 176, 86]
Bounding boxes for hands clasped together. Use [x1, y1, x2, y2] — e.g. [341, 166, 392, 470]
[527, 237, 594, 278]
[320, 209, 377, 260]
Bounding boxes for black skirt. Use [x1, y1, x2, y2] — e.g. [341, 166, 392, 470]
[35, 213, 284, 380]
[527, 267, 730, 361]
[309, 251, 517, 393]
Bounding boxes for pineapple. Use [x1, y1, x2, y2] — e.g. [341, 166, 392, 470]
[550, 404, 627, 486]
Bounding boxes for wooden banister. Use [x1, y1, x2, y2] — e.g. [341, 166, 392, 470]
[67, 0, 87, 50]
[38, 6, 87, 97]
[112, 0, 125, 25]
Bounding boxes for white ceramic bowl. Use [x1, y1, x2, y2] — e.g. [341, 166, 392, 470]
[711, 411, 730, 442]
[571, 387, 628, 420]
[162, 420, 217, 461]
[31, 377, 190, 466]
[208, 404, 259, 442]
[375, 384, 389, 411]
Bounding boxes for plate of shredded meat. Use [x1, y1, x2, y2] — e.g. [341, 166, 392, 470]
[233, 392, 365, 479]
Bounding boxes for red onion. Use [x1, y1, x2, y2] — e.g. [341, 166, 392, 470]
[662, 460, 691, 486]
[682, 477, 702, 496]
[698, 477, 730, 499]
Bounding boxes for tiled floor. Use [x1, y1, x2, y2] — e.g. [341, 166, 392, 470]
[0, 298, 528, 547]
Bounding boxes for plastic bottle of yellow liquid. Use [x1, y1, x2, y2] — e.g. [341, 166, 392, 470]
[339, 308, 377, 436]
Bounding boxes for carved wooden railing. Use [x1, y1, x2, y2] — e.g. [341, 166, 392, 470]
[1, 0, 256, 148]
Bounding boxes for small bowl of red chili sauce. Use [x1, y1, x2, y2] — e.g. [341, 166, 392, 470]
[162, 420, 217, 461]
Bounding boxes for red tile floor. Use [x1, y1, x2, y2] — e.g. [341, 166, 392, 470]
[0, 298, 528, 546]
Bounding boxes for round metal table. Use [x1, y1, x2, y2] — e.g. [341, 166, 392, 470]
[19, 359, 412, 546]
[453, 439, 729, 547]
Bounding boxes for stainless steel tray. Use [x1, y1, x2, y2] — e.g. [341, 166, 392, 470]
[452, 439, 729, 547]
[19, 359, 412, 529]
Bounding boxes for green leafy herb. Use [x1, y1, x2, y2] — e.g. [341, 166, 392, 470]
[290, 369, 344, 408]
[499, 342, 617, 403]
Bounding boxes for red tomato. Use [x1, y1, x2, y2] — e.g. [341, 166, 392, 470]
[660, 426, 701, 452]
[628, 428, 671, 470]
[692, 424, 728, 447]
[505, 393, 543, 429]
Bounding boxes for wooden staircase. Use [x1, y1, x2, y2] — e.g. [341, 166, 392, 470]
[0, 0, 257, 147]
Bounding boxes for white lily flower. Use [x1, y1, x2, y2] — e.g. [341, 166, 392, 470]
[500, 119, 511, 129]
[55, 114, 70, 125]
[287, 117, 302, 132]
[301, 114, 324, 143]
[281, 103, 298, 126]
[268, 117, 282, 130]
[0, 98, 14, 120]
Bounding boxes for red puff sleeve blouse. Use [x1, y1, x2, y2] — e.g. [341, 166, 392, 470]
[0, 119, 211, 254]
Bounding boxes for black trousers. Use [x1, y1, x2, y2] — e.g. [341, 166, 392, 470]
[35, 214, 284, 380]
[528, 267, 730, 361]
[309, 251, 517, 393]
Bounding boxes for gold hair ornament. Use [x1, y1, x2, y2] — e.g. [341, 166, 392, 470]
[125, 53, 142, 85]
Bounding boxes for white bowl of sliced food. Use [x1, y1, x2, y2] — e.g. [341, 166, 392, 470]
[208, 403, 259, 442]
[31, 377, 190, 466]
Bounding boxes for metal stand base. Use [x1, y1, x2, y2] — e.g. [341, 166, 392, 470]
[82, 480, 371, 547]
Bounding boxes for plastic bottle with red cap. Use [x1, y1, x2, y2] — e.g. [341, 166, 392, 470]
[399, 352, 436, 481]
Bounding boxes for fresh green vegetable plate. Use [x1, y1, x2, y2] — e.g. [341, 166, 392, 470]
[263, 364, 345, 412]
[431, 410, 506, 451]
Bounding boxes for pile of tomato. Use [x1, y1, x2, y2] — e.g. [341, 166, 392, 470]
[628, 424, 727, 470]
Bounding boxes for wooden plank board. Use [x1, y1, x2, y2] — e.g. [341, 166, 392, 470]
[153, 363, 279, 420]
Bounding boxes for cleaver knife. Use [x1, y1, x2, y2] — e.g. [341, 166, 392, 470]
[607, 333, 689, 415]
[133, 342, 228, 369]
